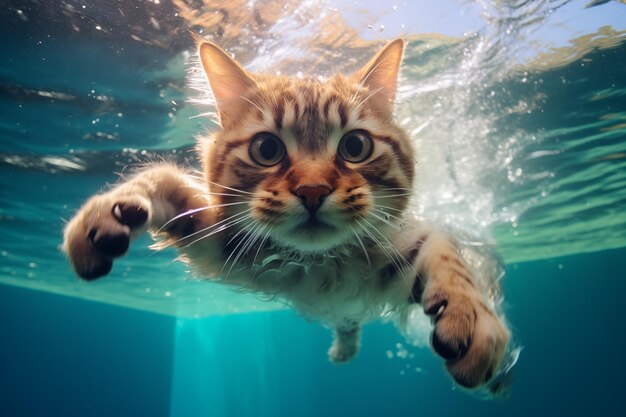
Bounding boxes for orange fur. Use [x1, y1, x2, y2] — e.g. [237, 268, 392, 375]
[63, 39, 510, 390]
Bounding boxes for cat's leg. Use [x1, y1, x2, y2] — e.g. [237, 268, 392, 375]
[328, 321, 361, 364]
[63, 164, 213, 280]
[389, 228, 510, 388]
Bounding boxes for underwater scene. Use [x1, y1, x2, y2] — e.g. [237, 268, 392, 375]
[1, 0, 625, 416]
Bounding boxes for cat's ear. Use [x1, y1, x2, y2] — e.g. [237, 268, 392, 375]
[198, 42, 256, 124]
[352, 39, 404, 111]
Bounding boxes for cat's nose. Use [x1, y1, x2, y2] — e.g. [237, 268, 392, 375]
[293, 185, 332, 213]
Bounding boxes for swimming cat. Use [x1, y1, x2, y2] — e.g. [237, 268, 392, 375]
[63, 39, 510, 388]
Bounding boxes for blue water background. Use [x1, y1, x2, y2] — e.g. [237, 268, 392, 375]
[1, 0, 626, 416]
[2, 248, 625, 416]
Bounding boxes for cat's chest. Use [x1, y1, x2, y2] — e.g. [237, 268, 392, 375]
[250, 251, 406, 324]
[183, 235, 413, 325]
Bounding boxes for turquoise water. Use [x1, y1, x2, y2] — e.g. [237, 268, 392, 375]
[1, 0, 626, 416]
[3, 249, 625, 416]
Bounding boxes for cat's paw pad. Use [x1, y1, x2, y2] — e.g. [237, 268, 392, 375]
[64, 195, 150, 280]
[423, 285, 510, 388]
[328, 342, 358, 364]
[113, 202, 149, 228]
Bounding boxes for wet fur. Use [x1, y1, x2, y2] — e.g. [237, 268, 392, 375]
[63, 39, 510, 389]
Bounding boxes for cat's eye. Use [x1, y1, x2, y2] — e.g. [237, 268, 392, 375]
[249, 132, 286, 167]
[338, 130, 373, 163]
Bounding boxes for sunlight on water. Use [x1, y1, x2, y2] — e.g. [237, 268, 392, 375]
[0, 0, 625, 316]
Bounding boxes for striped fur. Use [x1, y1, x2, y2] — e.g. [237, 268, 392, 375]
[200, 71, 415, 253]
[63, 40, 510, 391]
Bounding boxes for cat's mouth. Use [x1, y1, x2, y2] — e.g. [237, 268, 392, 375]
[286, 215, 342, 243]
[294, 216, 335, 232]
[270, 213, 353, 253]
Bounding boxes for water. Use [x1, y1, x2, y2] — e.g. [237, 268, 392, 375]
[1, 0, 625, 415]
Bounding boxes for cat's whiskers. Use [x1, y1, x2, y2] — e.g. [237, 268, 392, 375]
[379, 187, 412, 192]
[354, 218, 401, 275]
[356, 217, 417, 302]
[252, 223, 274, 267]
[368, 231, 408, 277]
[362, 218, 413, 272]
[374, 192, 412, 199]
[368, 211, 402, 231]
[355, 219, 406, 281]
[218, 218, 258, 279]
[156, 201, 250, 234]
[374, 188, 412, 196]
[179, 208, 253, 249]
[227, 220, 269, 278]
[221, 219, 265, 279]
[374, 203, 404, 213]
[147, 208, 253, 255]
[350, 225, 371, 267]
[372, 207, 404, 223]
[172, 208, 248, 248]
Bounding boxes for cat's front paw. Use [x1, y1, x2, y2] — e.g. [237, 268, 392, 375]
[63, 194, 150, 280]
[423, 283, 510, 388]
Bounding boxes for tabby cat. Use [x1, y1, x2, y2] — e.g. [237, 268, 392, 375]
[63, 39, 510, 388]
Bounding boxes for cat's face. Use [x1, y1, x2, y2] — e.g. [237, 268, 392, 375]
[199, 40, 414, 254]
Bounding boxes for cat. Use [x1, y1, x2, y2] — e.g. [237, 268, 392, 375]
[63, 39, 510, 389]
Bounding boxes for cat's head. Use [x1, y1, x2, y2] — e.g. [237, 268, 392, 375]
[198, 40, 414, 254]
